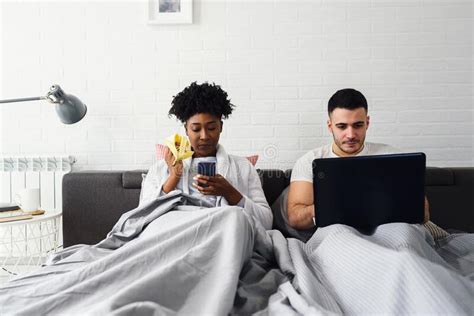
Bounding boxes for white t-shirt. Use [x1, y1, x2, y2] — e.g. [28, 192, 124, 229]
[290, 142, 398, 183]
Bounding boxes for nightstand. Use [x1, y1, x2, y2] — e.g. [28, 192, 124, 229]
[0, 211, 62, 282]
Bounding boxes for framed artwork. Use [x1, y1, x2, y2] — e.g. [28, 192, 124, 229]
[148, 0, 193, 24]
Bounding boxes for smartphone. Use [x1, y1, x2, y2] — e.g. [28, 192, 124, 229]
[197, 162, 216, 177]
[197, 162, 216, 188]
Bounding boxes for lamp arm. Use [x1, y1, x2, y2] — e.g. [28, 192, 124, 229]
[0, 96, 48, 104]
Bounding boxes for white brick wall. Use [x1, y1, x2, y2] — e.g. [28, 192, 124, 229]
[0, 0, 472, 170]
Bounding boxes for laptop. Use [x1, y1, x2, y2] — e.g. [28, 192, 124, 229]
[312, 153, 425, 231]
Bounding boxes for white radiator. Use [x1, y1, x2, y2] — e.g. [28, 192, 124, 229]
[0, 156, 75, 211]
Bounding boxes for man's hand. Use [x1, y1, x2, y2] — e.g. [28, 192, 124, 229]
[193, 174, 243, 205]
[424, 196, 430, 223]
[287, 181, 315, 229]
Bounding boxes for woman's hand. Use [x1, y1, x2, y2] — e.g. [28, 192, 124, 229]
[165, 148, 183, 178]
[193, 174, 243, 205]
[162, 148, 183, 193]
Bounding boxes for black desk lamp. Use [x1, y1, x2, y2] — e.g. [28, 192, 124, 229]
[0, 85, 87, 124]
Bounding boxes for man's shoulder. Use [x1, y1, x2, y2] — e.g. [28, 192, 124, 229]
[291, 144, 332, 183]
[296, 150, 316, 163]
[298, 144, 333, 162]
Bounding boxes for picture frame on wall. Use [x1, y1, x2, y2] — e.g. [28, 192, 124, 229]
[148, 0, 193, 25]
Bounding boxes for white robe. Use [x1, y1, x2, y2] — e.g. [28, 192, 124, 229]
[140, 144, 273, 230]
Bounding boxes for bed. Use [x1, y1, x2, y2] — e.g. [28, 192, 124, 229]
[0, 167, 472, 314]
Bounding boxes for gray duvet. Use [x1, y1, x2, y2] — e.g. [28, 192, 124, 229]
[0, 192, 473, 315]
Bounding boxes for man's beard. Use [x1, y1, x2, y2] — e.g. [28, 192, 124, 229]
[332, 134, 365, 155]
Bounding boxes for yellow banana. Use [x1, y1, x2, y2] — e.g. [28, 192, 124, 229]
[165, 133, 194, 165]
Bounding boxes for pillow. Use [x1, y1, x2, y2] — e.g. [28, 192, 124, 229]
[245, 155, 259, 166]
[155, 144, 259, 166]
[271, 186, 316, 242]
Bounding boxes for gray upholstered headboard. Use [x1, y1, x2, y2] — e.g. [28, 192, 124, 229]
[62, 167, 474, 247]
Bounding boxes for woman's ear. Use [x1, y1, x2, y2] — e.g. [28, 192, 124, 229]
[184, 123, 188, 136]
[220, 120, 223, 132]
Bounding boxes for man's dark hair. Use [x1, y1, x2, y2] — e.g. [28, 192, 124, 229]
[328, 88, 368, 115]
[169, 82, 235, 123]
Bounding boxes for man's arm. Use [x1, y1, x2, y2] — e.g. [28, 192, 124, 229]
[287, 181, 429, 229]
[287, 181, 315, 229]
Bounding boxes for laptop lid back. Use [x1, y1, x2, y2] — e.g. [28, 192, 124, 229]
[312, 153, 426, 231]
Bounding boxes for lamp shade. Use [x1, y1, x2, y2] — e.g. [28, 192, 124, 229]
[0, 84, 87, 124]
[48, 85, 87, 124]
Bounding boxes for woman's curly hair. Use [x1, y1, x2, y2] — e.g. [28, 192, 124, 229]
[169, 82, 235, 123]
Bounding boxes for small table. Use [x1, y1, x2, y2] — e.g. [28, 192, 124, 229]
[0, 211, 62, 282]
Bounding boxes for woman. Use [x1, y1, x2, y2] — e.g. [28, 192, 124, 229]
[0, 82, 273, 315]
[140, 81, 272, 229]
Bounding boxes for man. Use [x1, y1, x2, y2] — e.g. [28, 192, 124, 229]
[282, 88, 468, 314]
[287, 88, 430, 230]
